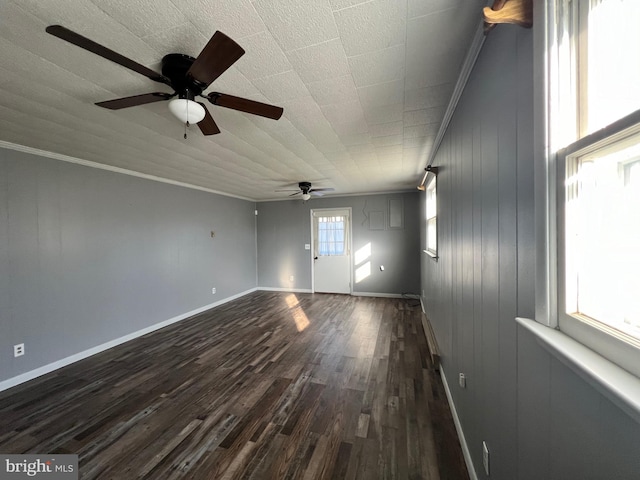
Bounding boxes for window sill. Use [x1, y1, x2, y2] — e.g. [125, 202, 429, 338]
[423, 249, 438, 260]
[516, 317, 640, 424]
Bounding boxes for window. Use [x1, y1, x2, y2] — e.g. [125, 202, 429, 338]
[559, 122, 640, 376]
[553, 0, 640, 376]
[317, 215, 346, 256]
[425, 173, 437, 257]
[564, 134, 640, 336]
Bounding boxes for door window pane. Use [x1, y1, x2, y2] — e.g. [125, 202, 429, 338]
[318, 216, 346, 256]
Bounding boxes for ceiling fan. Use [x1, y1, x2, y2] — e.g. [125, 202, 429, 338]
[45, 25, 283, 136]
[277, 182, 335, 201]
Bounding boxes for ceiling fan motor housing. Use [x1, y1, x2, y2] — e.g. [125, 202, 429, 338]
[161, 53, 203, 98]
[299, 181, 312, 194]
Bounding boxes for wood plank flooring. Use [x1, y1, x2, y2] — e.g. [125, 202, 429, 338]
[0, 292, 468, 479]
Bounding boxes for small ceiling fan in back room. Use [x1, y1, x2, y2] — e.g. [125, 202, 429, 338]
[45, 25, 284, 138]
[276, 182, 335, 201]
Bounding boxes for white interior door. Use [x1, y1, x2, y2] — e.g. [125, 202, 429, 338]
[312, 209, 351, 294]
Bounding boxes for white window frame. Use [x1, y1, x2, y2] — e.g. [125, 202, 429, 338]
[535, 0, 640, 379]
[557, 111, 640, 378]
[424, 172, 438, 258]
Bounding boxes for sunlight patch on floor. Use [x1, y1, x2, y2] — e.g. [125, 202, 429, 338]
[286, 294, 310, 332]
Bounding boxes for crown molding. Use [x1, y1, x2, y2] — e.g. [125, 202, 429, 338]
[0, 140, 255, 202]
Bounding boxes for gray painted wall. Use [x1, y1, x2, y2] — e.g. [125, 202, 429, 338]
[257, 192, 420, 295]
[420, 25, 640, 479]
[0, 148, 257, 383]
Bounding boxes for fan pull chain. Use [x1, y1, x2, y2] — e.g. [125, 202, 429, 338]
[184, 100, 190, 139]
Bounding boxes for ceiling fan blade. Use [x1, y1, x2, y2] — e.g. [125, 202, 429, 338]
[196, 103, 220, 135]
[289, 192, 302, 197]
[311, 191, 325, 197]
[46, 25, 171, 86]
[207, 93, 284, 120]
[96, 92, 174, 110]
[187, 31, 245, 88]
[310, 187, 335, 192]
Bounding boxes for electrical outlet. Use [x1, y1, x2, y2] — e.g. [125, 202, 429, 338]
[14, 343, 25, 357]
[211, 287, 216, 294]
[289, 275, 294, 282]
[458, 373, 466, 388]
[482, 441, 490, 476]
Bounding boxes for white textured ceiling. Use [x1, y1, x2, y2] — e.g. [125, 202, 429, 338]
[0, 0, 485, 200]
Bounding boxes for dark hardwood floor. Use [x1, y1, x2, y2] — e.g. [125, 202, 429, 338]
[0, 291, 468, 479]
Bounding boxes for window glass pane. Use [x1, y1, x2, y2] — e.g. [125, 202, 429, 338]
[426, 180, 437, 219]
[427, 218, 437, 252]
[318, 215, 346, 256]
[425, 176, 437, 254]
[583, 0, 640, 134]
[565, 133, 640, 340]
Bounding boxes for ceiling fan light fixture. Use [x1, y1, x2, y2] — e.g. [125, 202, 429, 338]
[168, 98, 205, 124]
[301, 193, 311, 201]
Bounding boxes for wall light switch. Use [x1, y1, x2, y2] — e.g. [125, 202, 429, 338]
[304, 244, 310, 250]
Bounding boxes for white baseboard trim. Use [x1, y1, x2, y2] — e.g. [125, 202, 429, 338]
[440, 368, 478, 480]
[420, 296, 426, 313]
[351, 292, 420, 299]
[0, 288, 257, 393]
[258, 287, 313, 293]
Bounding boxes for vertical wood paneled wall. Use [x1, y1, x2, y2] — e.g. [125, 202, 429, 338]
[421, 23, 640, 480]
[421, 25, 535, 480]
